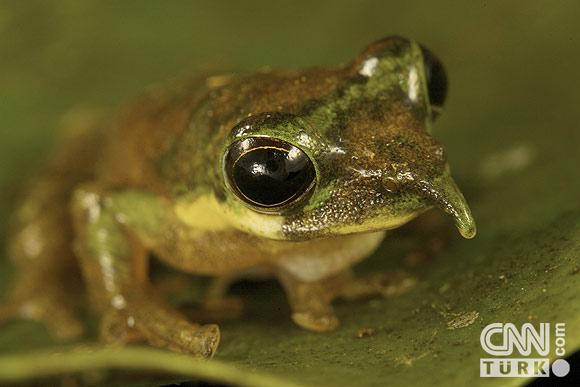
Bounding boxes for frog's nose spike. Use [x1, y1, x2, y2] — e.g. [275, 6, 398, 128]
[416, 174, 477, 239]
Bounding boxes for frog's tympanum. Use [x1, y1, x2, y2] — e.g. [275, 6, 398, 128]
[1, 36, 475, 357]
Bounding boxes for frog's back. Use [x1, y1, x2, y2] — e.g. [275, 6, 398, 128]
[96, 75, 211, 194]
[8, 74, 212, 267]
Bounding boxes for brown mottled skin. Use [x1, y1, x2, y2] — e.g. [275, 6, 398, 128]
[1, 37, 475, 357]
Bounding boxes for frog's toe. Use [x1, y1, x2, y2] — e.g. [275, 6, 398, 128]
[177, 323, 221, 358]
[100, 307, 220, 357]
[292, 311, 339, 332]
[159, 323, 220, 357]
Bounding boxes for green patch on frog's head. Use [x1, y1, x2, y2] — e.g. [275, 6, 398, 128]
[213, 36, 474, 241]
[348, 35, 448, 123]
[216, 111, 475, 241]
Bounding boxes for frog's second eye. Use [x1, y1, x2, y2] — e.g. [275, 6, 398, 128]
[420, 45, 448, 118]
[224, 137, 315, 210]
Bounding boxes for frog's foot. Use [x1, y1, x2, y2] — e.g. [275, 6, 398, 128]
[337, 270, 417, 300]
[278, 273, 339, 332]
[0, 287, 84, 341]
[291, 307, 339, 333]
[99, 296, 220, 358]
[277, 270, 416, 332]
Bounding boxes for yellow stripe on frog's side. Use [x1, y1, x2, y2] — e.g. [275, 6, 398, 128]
[226, 207, 285, 239]
[174, 195, 232, 231]
[174, 194, 285, 239]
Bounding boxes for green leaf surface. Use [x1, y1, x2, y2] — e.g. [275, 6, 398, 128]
[1, 1, 579, 386]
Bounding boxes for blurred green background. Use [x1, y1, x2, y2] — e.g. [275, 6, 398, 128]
[1, 1, 579, 386]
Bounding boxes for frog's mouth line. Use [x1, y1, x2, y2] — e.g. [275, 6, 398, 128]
[414, 175, 477, 239]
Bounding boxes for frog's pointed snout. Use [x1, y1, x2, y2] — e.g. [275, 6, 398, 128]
[416, 174, 477, 239]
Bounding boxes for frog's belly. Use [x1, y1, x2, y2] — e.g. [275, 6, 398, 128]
[154, 224, 385, 281]
[272, 231, 386, 282]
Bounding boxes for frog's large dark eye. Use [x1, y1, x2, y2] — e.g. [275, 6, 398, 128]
[224, 137, 315, 210]
[420, 45, 448, 118]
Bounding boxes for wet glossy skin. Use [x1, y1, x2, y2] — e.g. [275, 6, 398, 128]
[1, 36, 475, 357]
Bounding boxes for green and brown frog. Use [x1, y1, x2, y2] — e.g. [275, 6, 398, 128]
[1, 36, 476, 357]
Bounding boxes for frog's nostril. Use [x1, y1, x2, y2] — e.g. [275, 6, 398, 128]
[383, 177, 399, 193]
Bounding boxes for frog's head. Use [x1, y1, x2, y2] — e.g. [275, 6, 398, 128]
[217, 36, 476, 241]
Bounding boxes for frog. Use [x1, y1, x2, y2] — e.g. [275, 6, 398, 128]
[0, 36, 476, 358]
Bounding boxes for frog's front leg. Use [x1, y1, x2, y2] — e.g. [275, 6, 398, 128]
[277, 271, 340, 332]
[278, 269, 416, 332]
[71, 185, 220, 357]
